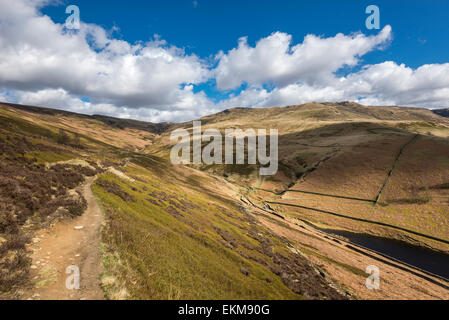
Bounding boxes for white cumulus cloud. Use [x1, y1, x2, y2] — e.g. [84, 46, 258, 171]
[0, 0, 213, 121]
[214, 26, 392, 90]
[0, 0, 448, 122]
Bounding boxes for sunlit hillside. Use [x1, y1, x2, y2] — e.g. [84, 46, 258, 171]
[1, 102, 448, 300]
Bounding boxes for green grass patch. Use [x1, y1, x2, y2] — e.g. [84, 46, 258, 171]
[93, 166, 302, 299]
[25, 150, 75, 163]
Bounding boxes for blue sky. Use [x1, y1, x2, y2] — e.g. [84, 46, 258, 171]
[42, 0, 449, 67]
[0, 0, 448, 122]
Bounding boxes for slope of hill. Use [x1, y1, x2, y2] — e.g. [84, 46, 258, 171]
[0, 102, 173, 135]
[0, 102, 346, 300]
[149, 102, 449, 256]
[192, 101, 448, 129]
[1, 101, 448, 300]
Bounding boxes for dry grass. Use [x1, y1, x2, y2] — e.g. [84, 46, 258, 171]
[1, 101, 448, 299]
[93, 163, 345, 299]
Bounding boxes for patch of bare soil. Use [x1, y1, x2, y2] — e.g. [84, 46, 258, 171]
[22, 177, 104, 300]
[0, 149, 98, 293]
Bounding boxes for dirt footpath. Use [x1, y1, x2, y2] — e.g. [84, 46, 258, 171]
[24, 177, 105, 300]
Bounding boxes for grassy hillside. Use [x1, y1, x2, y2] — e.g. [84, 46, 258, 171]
[0, 102, 346, 299]
[93, 164, 343, 299]
[146, 102, 449, 252]
[1, 101, 448, 300]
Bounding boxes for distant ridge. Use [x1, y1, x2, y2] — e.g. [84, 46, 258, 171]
[2, 101, 448, 135]
[194, 101, 446, 127]
[0, 101, 173, 135]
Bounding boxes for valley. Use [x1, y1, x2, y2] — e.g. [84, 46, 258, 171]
[0, 101, 448, 300]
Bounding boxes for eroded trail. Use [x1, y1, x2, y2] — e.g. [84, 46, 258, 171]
[24, 177, 105, 300]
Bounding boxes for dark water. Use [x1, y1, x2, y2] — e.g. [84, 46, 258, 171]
[322, 229, 449, 280]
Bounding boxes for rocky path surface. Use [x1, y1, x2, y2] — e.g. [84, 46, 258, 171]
[23, 177, 105, 300]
